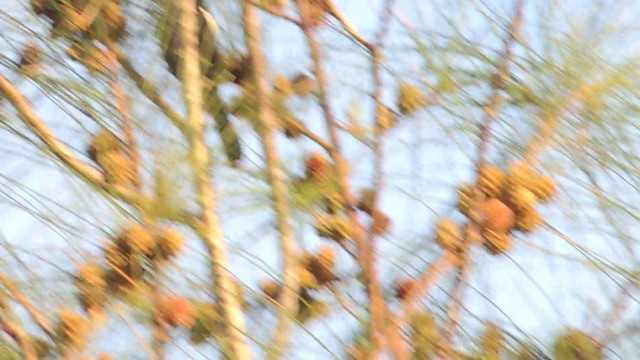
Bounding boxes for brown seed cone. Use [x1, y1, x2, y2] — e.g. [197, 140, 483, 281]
[456, 184, 475, 217]
[313, 214, 353, 243]
[56, 309, 90, 350]
[156, 296, 195, 328]
[305, 152, 330, 180]
[88, 130, 120, 162]
[316, 244, 336, 268]
[20, 43, 43, 72]
[273, 74, 294, 95]
[530, 175, 557, 202]
[30, 0, 57, 20]
[306, 256, 338, 286]
[357, 188, 375, 214]
[375, 103, 397, 134]
[97, 151, 136, 185]
[477, 164, 505, 197]
[225, 54, 252, 85]
[291, 73, 316, 96]
[435, 218, 461, 252]
[76, 263, 107, 291]
[505, 162, 535, 190]
[281, 115, 305, 138]
[397, 83, 426, 115]
[189, 301, 224, 344]
[156, 227, 185, 259]
[75, 264, 108, 312]
[505, 185, 538, 212]
[118, 223, 155, 255]
[260, 279, 282, 302]
[370, 209, 391, 235]
[483, 230, 512, 255]
[514, 206, 542, 233]
[394, 278, 417, 301]
[299, 267, 319, 289]
[103, 242, 130, 270]
[478, 198, 515, 233]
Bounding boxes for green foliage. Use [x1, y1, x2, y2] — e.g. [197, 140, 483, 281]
[410, 311, 438, 359]
[476, 323, 506, 360]
[552, 329, 602, 360]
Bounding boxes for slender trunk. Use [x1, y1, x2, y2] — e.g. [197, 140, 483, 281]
[177, 1, 252, 359]
[240, 2, 299, 359]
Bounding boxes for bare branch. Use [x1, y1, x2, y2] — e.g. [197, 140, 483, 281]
[177, 1, 253, 359]
[0, 74, 146, 207]
[241, 2, 299, 359]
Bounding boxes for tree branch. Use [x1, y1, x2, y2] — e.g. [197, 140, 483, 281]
[0, 74, 146, 207]
[241, 2, 299, 359]
[294, 1, 386, 356]
[0, 315, 38, 360]
[177, 1, 253, 359]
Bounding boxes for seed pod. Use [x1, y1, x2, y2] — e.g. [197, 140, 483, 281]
[530, 175, 557, 202]
[316, 244, 336, 268]
[260, 279, 282, 302]
[19, 43, 43, 74]
[505, 185, 538, 212]
[291, 73, 316, 96]
[97, 151, 136, 185]
[397, 83, 426, 115]
[375, 104, 397, 134]
[305, 152, 331, 181]
[273, 74, 293, 95]
[371, 209, 391, 236]
[75, 263, 108, 313]
[118, 223, 155, 255]
[456, 184, 475, 216]
[299, 267, 319, 289]
[553, 329, 602, 360]
[156, 227, 185, 260]
[156, 296, 194, 328]
[56, 309, 90, 350]
[281, 115, 305, 138]
[505, 162, 535, 190]
[477, 198, 515, 233]
[479, 323, 506, 356]
[394, 278, 416, 301]
[189, 301, 223, 344]
[477, 164, 504, 197]
[514, 207, 542, 233]
[483, 230, 512, 255]
[313, 214, 353, 243]
[301, 249, 338, 285]
[435, 218, 461, 252]
[88, 130, 120, 162]
[357, 188, 375, 214]
[409, 311, 438, 358]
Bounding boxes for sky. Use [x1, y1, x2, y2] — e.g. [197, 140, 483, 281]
[1, 0, 640, 359]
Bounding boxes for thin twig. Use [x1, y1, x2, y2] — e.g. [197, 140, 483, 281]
[105, 42, 141, 189]
[294, 1, 386, 357]
[0, 315, 38, 360]
[115, 50, 189, 135]
[0, 273, 54, 339]
[436, 1, 525, 357]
